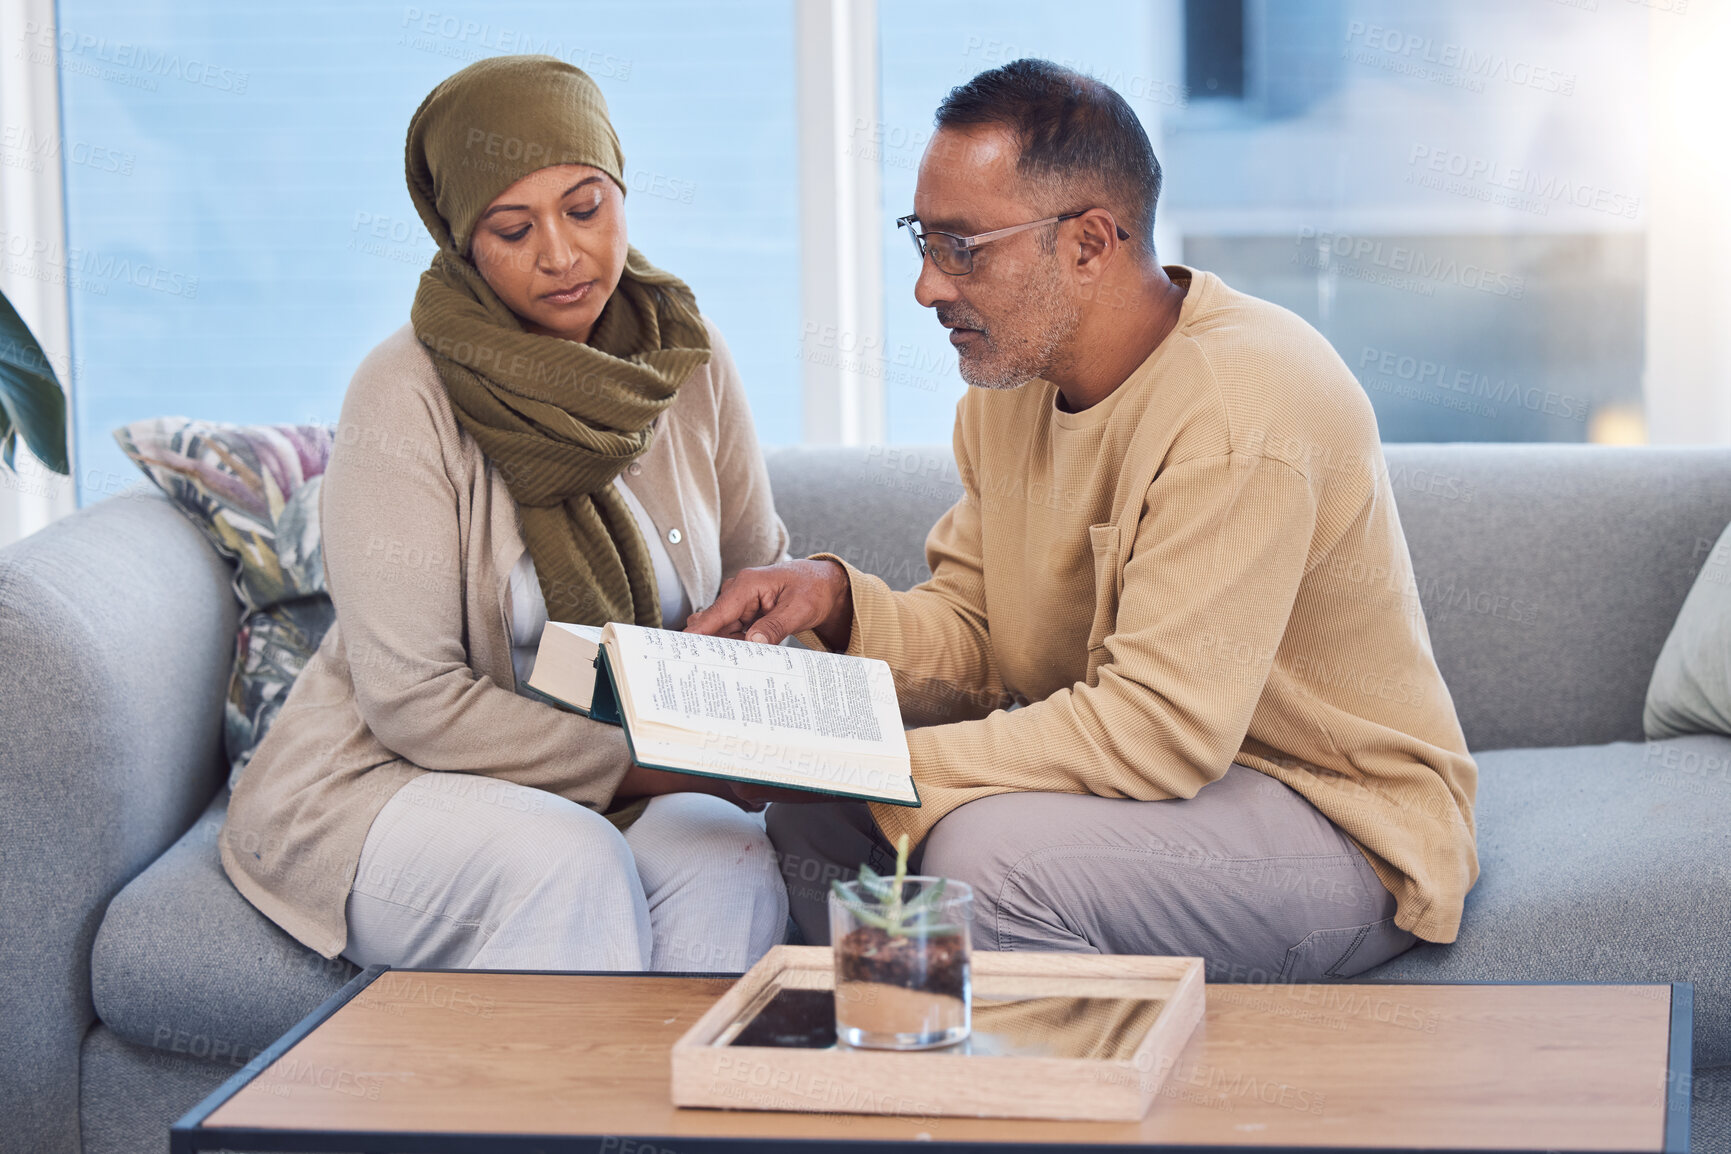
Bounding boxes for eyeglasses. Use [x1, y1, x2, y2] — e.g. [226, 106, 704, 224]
[895, 210, 1130, 276]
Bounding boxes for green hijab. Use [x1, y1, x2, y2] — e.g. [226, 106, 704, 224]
[405, 54, 709, 628]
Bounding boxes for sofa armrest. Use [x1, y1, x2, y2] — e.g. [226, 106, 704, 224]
[0, 484, 235, 1154]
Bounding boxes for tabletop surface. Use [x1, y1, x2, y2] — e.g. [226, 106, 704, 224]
[190, 969, 1685, 1152]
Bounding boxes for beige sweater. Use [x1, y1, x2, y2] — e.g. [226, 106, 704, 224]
[221, 319, 788, 958]
[833, 268, 1478, 944]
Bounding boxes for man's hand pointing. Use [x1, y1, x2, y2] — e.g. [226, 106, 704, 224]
[684, 558, 855, 651]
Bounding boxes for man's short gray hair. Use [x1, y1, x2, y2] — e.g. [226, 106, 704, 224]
[935, 58, 1163, 251]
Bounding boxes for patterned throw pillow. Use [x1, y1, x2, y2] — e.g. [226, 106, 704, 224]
[114, 418, 336, 788]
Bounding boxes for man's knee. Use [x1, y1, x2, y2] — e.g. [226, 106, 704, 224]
[919, 798, 1020, 897]
[919, 795, 1121, 952]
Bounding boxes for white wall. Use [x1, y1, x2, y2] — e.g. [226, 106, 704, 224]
[797, 0, 886, 445]
[1643, 0, 1731, 445]
[0, 0, 77, 548]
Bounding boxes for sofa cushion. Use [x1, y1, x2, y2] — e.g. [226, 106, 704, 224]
[1376, 445, 1731, 751]
[114, 418, 336, 787]
[764, 444, 964, 592]
[79, 1024, 238, 1154]
[1358, 735, 1731, 1066]
[90, 792, 357, 1059]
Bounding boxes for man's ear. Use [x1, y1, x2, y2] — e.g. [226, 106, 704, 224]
[1071, 208, 1122, 280]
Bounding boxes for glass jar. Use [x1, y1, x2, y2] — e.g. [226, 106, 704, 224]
[828, 875, 973, 1050]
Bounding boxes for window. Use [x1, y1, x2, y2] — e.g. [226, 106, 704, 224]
[1185, 0, 1244, 100]
[53, 0, 797, 503]
[875, 1, 1652, 447]
[876, 0, 1181, 442]
[1166, 2, 1646, 443]
[27, 0, 1708, 508]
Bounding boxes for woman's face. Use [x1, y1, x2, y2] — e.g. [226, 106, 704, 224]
[469, 163, 628, 344]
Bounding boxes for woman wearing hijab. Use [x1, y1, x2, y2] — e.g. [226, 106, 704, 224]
[220, 56, 790, 973]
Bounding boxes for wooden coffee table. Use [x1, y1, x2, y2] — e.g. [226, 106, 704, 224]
[171, 966, 1693, 1153]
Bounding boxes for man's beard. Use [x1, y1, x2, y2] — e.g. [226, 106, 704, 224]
[939, 255, 1081, 390]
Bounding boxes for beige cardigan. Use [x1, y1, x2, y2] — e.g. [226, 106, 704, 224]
[221, 319, 788, 958]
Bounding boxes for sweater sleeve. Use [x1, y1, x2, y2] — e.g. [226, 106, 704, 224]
[870, 452, 1316, 846]
[707, 322, 791, 573]
[318, 356, 631, 807]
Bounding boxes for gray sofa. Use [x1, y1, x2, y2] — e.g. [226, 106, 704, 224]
[3, 442, 1730, 1153]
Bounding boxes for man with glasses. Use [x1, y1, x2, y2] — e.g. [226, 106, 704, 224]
[686, 59, 1477, 981]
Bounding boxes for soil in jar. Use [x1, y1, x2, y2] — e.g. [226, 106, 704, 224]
[835, 925, 967, 997]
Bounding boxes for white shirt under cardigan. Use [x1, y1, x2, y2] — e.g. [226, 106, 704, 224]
[507, 473, 693, 686]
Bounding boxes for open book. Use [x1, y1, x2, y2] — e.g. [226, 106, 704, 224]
[524, 621, 918, 807]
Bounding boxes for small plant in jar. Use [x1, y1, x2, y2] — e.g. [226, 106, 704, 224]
[829, 834, 973, 1050]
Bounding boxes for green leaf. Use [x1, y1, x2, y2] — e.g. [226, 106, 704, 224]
[835, 878, 895, 927]
[906, 921, 961, 936]
[0, 289, 69, 474]
[847, 904, 895, 931]
[855, 865, 894, 900]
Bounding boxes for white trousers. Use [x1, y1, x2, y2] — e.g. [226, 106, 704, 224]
[343, 773, 787, 973]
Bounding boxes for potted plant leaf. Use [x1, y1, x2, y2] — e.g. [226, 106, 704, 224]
[0, 288, 71, 478]
[829, 833, 973, 1050]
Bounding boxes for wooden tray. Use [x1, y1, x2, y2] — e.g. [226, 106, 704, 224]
[670, 945, 1205, 1122]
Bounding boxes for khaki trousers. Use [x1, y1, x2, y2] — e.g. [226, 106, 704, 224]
[767, 764, 1417, 983]
[344, 774, 787, 973]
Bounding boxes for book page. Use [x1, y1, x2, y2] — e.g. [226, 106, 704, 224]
[606, 624, 908, 761]
[551, 622, 605, 646]
[525, 622, 605, 713]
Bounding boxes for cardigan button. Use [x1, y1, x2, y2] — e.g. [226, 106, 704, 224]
[667, 528, 682, 545]
[627, 462, 643, 476]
